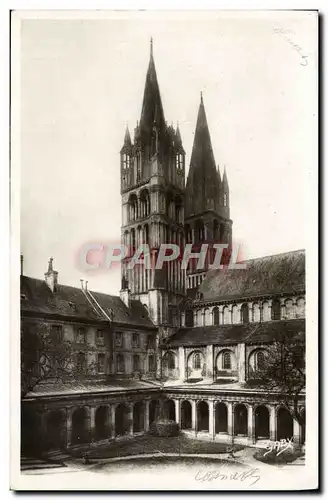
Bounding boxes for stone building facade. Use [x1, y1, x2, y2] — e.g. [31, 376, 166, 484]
[21, 41, 306, 456]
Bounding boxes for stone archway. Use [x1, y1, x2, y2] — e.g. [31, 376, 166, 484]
[234, 404, 248, 436]
[277, 407, 293, 441]
[215, 402, 228, 433]
[149, 399, 161, 425]
[181, 401, 192, 429]
[197, 401, 209, 432]
[95, 406, 109, 441]
[255, 405, 270, 439]
[46, 410, 66, 450]
[115, 403, 130, 436]
[72, 407, 89, 445]
[163, 399, 176, 421]
[133, 401, 145, 433]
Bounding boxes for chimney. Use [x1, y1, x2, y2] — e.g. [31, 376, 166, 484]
[20, 254, 23, 275]
[120, 274, 130, 308]
[44, 257, 58, 292]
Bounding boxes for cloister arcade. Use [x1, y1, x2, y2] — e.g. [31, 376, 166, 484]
[183, 296, 305, 328]
[29, 396, 305, 453]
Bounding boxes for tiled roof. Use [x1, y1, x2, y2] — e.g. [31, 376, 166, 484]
[163, 318, 305, 348]
[90, 291, 153, 327]
[21, 276, 154, 327]
[24, 378, 160, 398]
[198, 249, 305, 302]
[21, 276, 100, 320]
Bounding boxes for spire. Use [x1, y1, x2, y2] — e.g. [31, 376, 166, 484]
[185, 95, 220, 216]
[223, 165, 229, 188]
[217, 164, 222, 184]
[121, 125, 132, 153]
[139, 39, 165, 139]
[124, 125, 132, 146]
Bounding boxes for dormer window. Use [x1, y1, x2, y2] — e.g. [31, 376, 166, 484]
[223, 193, 227, 207]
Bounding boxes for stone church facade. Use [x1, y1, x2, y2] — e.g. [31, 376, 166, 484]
[21, 41, 306, 455]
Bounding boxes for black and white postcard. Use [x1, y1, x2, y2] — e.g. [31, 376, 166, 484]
[10, 9, 318, 491]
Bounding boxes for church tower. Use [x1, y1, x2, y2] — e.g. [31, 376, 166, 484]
[120, 40, 186, 328]
[184, 93, 233, 297]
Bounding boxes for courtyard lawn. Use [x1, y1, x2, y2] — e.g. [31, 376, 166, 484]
[70, 434, 244, 460]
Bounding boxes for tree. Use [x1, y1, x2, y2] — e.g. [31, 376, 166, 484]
[21, 322, 97, 398]
[248, 331, 305, 426]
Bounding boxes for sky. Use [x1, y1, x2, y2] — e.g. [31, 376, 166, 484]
[18, 10, 317, 295]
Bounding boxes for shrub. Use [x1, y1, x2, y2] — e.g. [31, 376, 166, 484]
[254, 447, 304, 466]
[149, 419, 180, 437]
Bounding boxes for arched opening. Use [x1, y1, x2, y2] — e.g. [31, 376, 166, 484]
[197, 401, 209, 432]
[133, 401, 145, 433]
[255, 405, 270, 439]
[271, 299, 281, 320]
[181, 401, 192, 429]
[241, 303, 249, 324]
[185, 309, 194, 327]
[234, 404, 248, 436]
[115, 403, 130, 437]
[187, 350, 205, 381]
[149, 400, 161, 425]
[253, 303, 261, 322]
[140, 189, 150, 218]
[296, 297, 305, 318]
[163, 399, 176, 421]
[262, 301, 270, 321]
[222, 306, 230, 324]
[204, 308, 211, 325]
[72, 407, 89, 445]
[95, 406, 109, 441]
[213, 307, 220, 325]
[285, 299, 295, 319]
[232, 305, 239, 324]
[215, 402, 228, 434]
[128, 194, 138, 222]
[46, 410, 66, 450]
[277, 407, 293, 441]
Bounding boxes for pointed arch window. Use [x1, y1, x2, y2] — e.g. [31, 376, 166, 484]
[223, 193, 227, 207]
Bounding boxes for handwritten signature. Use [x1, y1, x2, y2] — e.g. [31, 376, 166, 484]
[273, 26, 309, 66]
[195, 468, 260, 486]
